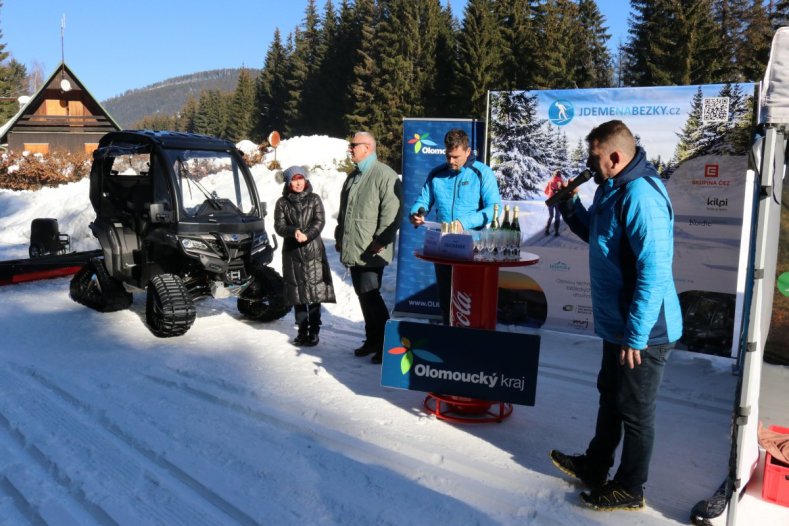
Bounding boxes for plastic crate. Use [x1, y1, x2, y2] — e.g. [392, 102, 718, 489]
[762, 425, 789, 507]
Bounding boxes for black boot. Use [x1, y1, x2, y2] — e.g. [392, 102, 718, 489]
[293, 322, 308, 345]
[302, 328, 319, 347]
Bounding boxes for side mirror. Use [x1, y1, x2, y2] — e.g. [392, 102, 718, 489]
[149, 202, 173, 223]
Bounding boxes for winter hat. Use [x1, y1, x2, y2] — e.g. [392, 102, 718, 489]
[282, 165, 309, 184]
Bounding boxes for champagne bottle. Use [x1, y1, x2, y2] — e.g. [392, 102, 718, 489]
[511, 206, 522, 259]
[511, 206, 521, 232]
[501, 205, 511, 230]
[491, 203, 500, 229]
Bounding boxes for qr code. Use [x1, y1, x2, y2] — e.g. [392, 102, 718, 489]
[702, 97, 730, 123]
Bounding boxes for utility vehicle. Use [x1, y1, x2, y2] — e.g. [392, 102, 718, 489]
[70, 130, 290, 337]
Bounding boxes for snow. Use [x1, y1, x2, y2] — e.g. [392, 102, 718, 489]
[1, 136, 788, 525]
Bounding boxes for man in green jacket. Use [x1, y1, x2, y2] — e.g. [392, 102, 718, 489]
[335, 131, 403, 364]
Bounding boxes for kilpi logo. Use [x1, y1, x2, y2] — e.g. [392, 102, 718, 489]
[407, 133, 439, 154]
[548, 100, 574, 126]
[550, 261, 571, 271]
[387, 336, 443, 374]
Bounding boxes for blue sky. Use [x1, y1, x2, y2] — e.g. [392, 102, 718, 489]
[3, 0, 630, 102]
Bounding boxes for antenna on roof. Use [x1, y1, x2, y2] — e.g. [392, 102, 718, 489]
[60, 14, 66, 65]
[59, 14, 71, 91]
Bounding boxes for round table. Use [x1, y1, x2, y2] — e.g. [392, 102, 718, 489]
[415, 250, 539, 423]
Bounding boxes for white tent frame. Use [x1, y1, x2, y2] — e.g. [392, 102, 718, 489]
[726, 26, 788, 526]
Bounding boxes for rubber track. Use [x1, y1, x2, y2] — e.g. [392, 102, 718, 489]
[147, 274, 195, 337]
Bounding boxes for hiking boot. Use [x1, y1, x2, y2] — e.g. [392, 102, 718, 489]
[580, 481, 645, 511]
[370, 351, 382, 364]
[302, 332, 319, 347]
[549, 450, 607, 488]
[354, 341, 378, 357]
[293, 330, 308, 346]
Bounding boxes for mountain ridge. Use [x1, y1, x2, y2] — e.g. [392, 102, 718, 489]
[101, 68, 257, 129]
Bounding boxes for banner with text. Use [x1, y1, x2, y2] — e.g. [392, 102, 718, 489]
[487, 84, 755, 357]
[380, 320, 540, 405]
[394, 118, 486, 319]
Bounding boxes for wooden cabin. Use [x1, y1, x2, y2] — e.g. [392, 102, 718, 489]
[0, 63, 120, 155]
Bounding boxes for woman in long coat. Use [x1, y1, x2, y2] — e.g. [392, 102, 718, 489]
[274, 166, 335, 346]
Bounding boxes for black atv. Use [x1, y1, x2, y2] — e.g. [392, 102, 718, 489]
[70, 130, 290, 337]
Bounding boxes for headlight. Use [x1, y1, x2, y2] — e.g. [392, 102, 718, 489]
[181, 238, 209, 251]
[252, 233, 268, 248]
[251, 232, 269, 254]
[220, 233, 250, 243]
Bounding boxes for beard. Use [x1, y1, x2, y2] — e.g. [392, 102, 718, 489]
[593, 171, 605, 185]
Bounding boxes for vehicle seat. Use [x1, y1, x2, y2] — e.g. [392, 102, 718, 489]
[29, 218, 70, 257]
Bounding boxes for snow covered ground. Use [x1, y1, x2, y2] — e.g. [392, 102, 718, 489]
[0, 136, 787, 525]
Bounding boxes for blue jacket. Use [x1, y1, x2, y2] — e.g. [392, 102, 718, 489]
[409, 156, 501, 230]
[560, 148, 683, 349]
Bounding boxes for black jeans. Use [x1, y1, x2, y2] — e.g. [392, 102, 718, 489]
[294, 303, 321, 334]
[585, 340, 673, 494]
[434, 263, 452, 325]
[350, 266, 389, 346]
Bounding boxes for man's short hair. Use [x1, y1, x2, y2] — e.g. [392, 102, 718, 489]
[444, 128, 470, 151]
[585, 120, 636, 156]
[354, 131, 376, 150]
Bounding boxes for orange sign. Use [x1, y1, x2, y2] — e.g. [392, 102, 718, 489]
[268, 131, 281, 148]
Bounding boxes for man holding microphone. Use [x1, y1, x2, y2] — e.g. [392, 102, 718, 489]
[548, 120, 683, 511]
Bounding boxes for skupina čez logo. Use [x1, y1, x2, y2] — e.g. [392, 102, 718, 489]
[387, 336, 443, 374]
[548, 99, 574, 126]
[407, 132, 442, 155]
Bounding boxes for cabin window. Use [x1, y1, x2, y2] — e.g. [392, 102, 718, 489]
[23, 143, 49, 154]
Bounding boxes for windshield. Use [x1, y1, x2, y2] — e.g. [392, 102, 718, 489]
[165, 149, 256, 218]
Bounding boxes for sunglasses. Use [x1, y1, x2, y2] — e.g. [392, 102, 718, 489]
[349, 142, 369, 149]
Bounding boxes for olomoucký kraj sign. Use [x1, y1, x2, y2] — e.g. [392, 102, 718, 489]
[380, 320, 540, 406]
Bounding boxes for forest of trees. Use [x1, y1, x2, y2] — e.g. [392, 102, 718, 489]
[3, 0, 789, 168]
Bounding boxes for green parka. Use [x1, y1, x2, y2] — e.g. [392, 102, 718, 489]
[334, 158, 402, 267]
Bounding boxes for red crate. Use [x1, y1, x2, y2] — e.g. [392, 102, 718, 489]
[762, 425, 789, 507]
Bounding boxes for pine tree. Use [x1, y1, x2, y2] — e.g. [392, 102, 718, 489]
[423, 4, 461, 116]
[226, 68, 255, 142]
[297, 0, 329, 135]
[574, 0, 613, 88]
[457, 0, 506, 117]
[368, 0, 430, 165]
[283, 29, 305, 138]
[674, 83, 754, 162]
[179, 96, 198, 133]
[672, 86, 705, 164]
[495, 0, 538, 90]
[489, 90, 550, 199]
[0, 0, 28, 123]
[739, 0, 773, 81]
[674, 0, 722, 85]
[533, 0, 584, 89]
[345, 0, 379, 135]
[623, 0, 677, 86]
[193, 90, 227, 137]
[306, 0, 345, 136]
[714, 0, 745, 82]
[254, 29, 289, 141]
[773, 0, 789, 28]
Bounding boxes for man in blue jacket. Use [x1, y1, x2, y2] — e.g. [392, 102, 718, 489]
[549, 120, 683, 511]
[409, 128, 501, 325]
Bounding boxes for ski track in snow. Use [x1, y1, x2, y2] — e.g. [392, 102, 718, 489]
[0, 276, 738, 525]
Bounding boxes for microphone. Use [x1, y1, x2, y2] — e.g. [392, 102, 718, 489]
[544, 169, 593, 207]
[412, 207, 426, 228]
